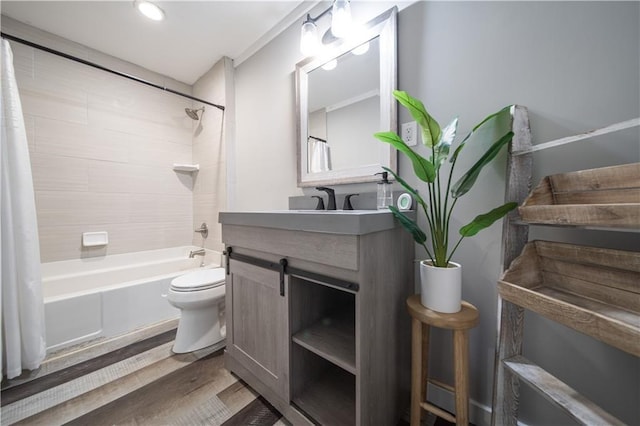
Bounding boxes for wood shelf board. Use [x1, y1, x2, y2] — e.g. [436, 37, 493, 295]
[519, 163, 640, 228]
[503, 355, 623, 425]
[292, 366, 355, 426]
[500, 241, 640, 352]
[499, 281, 640, 356]
[292, 312, 356, 374]
[519, 204, 640, 228]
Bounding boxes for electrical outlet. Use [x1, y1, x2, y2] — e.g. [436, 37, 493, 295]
[401, 121, 418, 146]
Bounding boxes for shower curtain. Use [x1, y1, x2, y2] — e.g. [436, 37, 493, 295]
[1, 39, 46, 379]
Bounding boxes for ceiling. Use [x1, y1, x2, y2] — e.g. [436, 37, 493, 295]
[1, 1, 314, 85]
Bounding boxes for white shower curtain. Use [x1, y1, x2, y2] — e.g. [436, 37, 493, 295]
[1, 39, 46, 379]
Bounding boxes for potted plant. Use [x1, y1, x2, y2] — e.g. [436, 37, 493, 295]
[374, 91, 517, 313]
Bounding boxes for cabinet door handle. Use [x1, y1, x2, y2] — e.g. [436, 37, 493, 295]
[279, 258, 288, 296]
[223, 247, 232, 275]
[224, 248, 357, 294]
[224, 247, 288, 296]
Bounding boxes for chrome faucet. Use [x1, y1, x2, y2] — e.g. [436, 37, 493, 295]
[189, 248, 206, 258]
[194, 223, 208, 238]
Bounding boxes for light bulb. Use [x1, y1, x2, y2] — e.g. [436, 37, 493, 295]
[134, 0, 165, 21]
[331, 0, 352, 38]
[300, 20, 319, 56]
[322, 59, 337, 71]
[352, 42, 370, 55]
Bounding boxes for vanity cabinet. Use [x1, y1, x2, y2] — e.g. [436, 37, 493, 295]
[219, 211, 414, 425]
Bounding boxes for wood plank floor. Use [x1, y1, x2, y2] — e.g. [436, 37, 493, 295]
[1, 323, 288, 426]
[1, 320, 452, 426]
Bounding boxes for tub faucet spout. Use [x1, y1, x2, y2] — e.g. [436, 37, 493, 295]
[189, 248, 206, 258]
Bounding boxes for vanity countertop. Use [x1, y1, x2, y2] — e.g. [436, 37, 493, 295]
[219, 210, 414, 235]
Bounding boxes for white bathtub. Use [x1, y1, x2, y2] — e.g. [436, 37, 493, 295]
[42, 246, 223, 352]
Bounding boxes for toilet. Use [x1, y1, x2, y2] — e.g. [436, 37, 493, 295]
[167, 267, 226, 353]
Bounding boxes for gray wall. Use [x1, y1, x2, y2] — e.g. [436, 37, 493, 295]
[396, 2, 639, 425]
[233, 1, 639, 424]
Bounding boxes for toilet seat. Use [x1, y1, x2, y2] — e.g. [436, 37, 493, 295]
[170, 268, 225, 292]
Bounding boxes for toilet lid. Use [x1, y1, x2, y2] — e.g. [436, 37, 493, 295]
[170, 268, 225, 292]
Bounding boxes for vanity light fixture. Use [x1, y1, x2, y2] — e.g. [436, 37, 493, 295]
[300, 17, 320, 57]
[330, 0, 352, 38]
[299, 0, 353, 57]
[134, 0, 165, 21]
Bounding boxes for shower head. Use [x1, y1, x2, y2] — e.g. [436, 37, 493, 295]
[185, 106, 205, 120]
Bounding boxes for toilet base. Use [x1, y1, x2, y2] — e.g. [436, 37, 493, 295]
[172, 304, 225, 353]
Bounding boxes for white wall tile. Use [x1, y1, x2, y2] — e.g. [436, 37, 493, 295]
[88, 162, 191, 196]
[18, 81, 88, 124]
[30, 153, 89, 192]
[192, 163, 225, 195]
[87, 101, 191, 144]
[35, 49, 103, 92]
[38, 225, 85, 262]
[128, 194, 191, 224]
[35, 117, 129, 162]
[8, 42, 34, 81]
[104, 221, 192, 256]
[127, 137, 192, 168]
[35, 191, 130, 227]
[3, 18, 229, 261]
[191, 58, 228, 250]
[24, 114, 36, 152]
[162, 222, 195, 248]
[37, 221, 193, 263]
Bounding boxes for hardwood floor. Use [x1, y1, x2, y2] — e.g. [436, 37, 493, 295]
[1, 321, 288, 426]
[1, 320, 451, 426]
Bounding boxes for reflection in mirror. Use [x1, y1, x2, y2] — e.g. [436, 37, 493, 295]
[307, 38, 380, 174]
[296, 7, 397, 187]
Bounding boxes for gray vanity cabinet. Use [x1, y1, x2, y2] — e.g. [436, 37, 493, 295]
[225, 259, 289, 400]
[219, 211, 414, 425]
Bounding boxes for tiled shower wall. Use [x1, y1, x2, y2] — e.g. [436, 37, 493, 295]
[192, 58, 229, 253]
[2, 17, 226, 262]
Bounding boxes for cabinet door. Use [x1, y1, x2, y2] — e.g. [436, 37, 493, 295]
[226, 259, 289, 399]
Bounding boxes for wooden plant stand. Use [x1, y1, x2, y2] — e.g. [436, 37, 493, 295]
[406, 295, 479, 426]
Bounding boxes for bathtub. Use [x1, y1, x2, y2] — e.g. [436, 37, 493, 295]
[41, 246, 222, 352]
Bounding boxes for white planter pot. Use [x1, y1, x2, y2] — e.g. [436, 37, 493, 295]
[419, 260, 462, 313]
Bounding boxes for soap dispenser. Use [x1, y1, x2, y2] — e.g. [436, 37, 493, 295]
[375, 172, 393, 209]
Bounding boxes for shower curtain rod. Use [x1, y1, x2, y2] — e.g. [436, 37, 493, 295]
[1, 32, 225, 112]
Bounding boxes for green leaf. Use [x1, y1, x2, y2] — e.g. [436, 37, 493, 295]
[393, 90, 441, 148]
[374, 131, 436, 182]
[432, 117, 458, 171]
[459, 202, 518, 237]
[389, 205, 427, 244]
[451, 131, 514, 198]
[451, 105, 513, 163]
[382, 167, 427, 209]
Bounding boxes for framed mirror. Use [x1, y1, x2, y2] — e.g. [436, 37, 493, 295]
[295, 7, 397, 187]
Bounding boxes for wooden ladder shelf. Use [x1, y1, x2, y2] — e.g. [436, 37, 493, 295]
[491, 110, 640, 425]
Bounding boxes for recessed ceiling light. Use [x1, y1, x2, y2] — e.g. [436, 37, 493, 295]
[134, 0, 165, 21]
